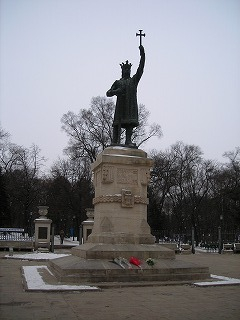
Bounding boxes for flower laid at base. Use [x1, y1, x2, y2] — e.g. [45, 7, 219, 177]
[113, 257, 155, 270]
[129, 256, 142, 269]
[113, 257, 132, 269]
[112, 256, 156, 269]
[146, 258, 155, 267]
[113, 256, 142, 269]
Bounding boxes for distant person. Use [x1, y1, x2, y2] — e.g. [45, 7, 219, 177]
[60, 230, 65, 244]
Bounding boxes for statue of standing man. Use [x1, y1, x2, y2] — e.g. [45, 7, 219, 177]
[106, 30, 145, 147]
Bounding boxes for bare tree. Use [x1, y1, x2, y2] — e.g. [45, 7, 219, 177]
[0, 128, 19, 172]
[48, 157, 94, 235]
[150, 142, 208, 241]
[61, 96, 162, 163]
[0, 131, 46, 227]
[61, 97, 114, 163]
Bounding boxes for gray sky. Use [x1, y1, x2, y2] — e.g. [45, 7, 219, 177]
[1, 0, 239, 169]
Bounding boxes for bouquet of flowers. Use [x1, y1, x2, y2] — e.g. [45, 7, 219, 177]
[129, 256, 142, 269]
[146, 258, 155, 267]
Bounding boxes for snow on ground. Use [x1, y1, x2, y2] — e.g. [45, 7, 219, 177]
[22, 266, 240, 291]
[194, 275, 240, 287]
[22, 266, 100, 291]
[5, 252, 70, 260]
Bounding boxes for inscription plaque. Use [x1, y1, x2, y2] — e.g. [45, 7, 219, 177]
[117, 168, 138, 185]
[38, 226, 47, 239]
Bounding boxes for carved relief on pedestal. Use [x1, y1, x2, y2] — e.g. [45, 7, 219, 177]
[100, 217, 113, 232]
[117, 168, 138, 185]
[93, 191, 148, 206]
[121, 189, 134, 207]
[140, 168, 151, 185]
[102, 165, 114, 183]
[93, 194, 122, 205]
[134, 195, 149, 205]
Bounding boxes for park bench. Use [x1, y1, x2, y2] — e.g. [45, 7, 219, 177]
[223, 243, 233, 252]
[180, 243, 192, 254]
[0, 228, 34, 251]
[233, 243, 240, 253]
[159, 242, 180, 253]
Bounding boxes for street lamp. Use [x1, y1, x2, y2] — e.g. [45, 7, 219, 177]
[191, 226, 195, 254]
[72, 215, 76, 241]
[218, 214, 223, 254]
[29, 212, 33, 237]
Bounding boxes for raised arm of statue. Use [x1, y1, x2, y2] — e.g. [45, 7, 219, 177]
[135, 45, 145, 82]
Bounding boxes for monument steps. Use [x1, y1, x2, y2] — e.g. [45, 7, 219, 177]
[49, 255, 210, 284]
[71, 243, 175, 260]
[49, 146, 210, 285]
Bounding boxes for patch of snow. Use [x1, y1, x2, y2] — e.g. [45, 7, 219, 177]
[22, 266, 100, 291]
[195, 247, 218, 253]
[194, 274, 240, 286]
[5, 252, 70, 260]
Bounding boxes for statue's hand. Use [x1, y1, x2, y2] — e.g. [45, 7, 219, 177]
[139, 45, 144, 55]
[107, 87, 123, 97]
[106, 89, 114, 97]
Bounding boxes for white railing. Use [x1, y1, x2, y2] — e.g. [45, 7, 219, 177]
[0, 228, 34, 241]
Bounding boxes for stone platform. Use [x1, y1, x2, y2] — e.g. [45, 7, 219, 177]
[49, 146, 210, 285]
[71, 243, 175, 260]
[49, 254, 210, 284]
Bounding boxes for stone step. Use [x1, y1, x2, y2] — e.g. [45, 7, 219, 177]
[49, 255, 210, 284]
[71, 243, 175, 260]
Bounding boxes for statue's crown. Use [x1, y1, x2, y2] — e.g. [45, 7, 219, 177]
[120, 60, 132, 71]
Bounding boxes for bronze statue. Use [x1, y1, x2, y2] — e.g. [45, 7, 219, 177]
[106, 31, 145, 147]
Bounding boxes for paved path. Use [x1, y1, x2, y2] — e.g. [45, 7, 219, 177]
[0, 251, 240, 320]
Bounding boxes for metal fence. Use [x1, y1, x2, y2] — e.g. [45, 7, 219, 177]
[151, 229, 240, 244]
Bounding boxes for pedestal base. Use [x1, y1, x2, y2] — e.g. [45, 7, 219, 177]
[49, 254, 210, 284]
[71, 243, 175, 260]
[87, 232, 155, 245]
[89, 146, 154, 245]
[49, 146, 210, 285]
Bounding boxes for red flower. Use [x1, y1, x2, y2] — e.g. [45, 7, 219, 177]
[129, 256, 141, 268]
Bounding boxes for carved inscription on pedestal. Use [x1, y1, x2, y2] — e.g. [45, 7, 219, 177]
[117, 168, 138, 185]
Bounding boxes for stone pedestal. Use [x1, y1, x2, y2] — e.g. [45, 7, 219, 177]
[81, 208, 94, 243]
[89, 146, 154, 244]
[34, 206, 52, 251]
[72, 147, 173, 259]
[51, 147, 210, 284]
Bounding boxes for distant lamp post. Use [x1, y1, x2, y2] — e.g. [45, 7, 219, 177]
[72, 215, 76, 241]
[191, 226, 195, 254]
[29, 212, 33, 237]
[218, 214, 223, 254]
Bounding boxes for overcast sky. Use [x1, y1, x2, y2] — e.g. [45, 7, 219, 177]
[1, 0, 239, 169]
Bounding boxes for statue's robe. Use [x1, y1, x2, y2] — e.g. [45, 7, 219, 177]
[108, 51, 145, 129]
